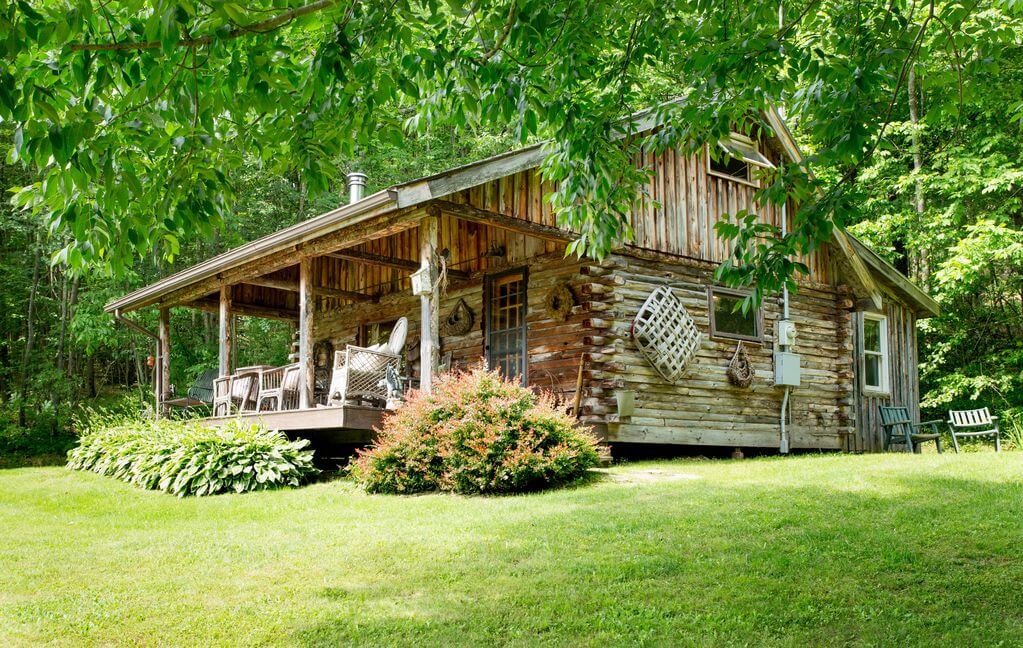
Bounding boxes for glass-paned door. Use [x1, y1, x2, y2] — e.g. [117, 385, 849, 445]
[486, 270, 528, 384]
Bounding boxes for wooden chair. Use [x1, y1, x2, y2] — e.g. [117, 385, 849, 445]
[947, 407, 1001, 453]
[164, 367, 218, 409]
[328, 317, 408, 407]
[257, 363, 301, 412]
[878, 405, 943, 454]
[211, 370, 260, 416]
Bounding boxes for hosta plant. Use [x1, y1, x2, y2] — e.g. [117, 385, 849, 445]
[350, 365, 601, 495]
[67, 418, 318, 497]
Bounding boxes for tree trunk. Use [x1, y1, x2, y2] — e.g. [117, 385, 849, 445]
[907, 66, 928, 286]
[18, 237, 42, 428]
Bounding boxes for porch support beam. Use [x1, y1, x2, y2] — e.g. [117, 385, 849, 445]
[419, 215, 441, 394]
[428, 199, 574, 243]
[190, 298, 298, 321]
[326, 249, 469, 281]
[218, 286, 233, 377]
[158, 307, 170, 417]
[298, 258, 315, 409]
[242, 275, 379, 303]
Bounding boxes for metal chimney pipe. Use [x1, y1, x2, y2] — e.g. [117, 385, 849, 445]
[347, 172, 368, 203]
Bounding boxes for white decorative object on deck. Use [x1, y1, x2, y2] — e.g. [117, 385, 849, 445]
[631, 286, 702, 384]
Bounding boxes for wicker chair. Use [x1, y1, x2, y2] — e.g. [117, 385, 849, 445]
[256, 363, 301, 412]
[328, 317, 408, 406]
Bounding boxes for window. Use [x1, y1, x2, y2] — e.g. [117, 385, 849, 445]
[359, 319, 398, 349]
[707, 133, 775, 185]
[708, 287, 762, 342]
[485, 269, 528, 385]
[861, 313, 889, 393]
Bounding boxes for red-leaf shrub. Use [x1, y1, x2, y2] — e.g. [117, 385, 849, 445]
[350, 366, 601, 494]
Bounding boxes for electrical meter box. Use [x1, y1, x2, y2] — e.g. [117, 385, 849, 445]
[777, 320, 798, 347]
[774, 352, 801, 387]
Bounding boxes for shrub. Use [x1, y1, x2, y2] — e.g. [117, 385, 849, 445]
[350, 366, 601, 495]
[67, 417, 318, 496]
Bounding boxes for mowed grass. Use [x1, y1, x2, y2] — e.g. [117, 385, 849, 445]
[1, 453, 1021, 647]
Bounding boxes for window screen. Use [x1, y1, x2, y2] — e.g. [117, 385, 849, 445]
[486, 270, 528, 384]
[709, 288, 761, 341]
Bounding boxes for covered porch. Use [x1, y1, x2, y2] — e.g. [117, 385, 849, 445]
[106, 166, 575, 434]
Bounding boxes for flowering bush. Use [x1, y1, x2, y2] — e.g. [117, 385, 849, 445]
[67, 417, 318, 497]
[350, 366, 601, 494]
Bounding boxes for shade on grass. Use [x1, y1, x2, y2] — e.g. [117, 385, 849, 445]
[1, 453, 1021, 646]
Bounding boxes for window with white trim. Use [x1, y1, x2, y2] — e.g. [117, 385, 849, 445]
[861, 313, 889, 393]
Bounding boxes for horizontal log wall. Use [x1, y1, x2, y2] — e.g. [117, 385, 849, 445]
[849, 297, 920, 452]
[601, 254, 853, 449]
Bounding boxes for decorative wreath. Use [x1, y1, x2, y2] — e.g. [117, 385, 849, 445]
[441, 298, 475, 336]
[545, 283, 576, 321]
[727, 341, 755, 388]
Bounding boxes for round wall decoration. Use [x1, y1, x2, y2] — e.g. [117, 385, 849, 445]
[441, 298, 475, 336]
[545, 283, 576, 321]
[631, 286, 702, 384]
[726, 341, 755, 388]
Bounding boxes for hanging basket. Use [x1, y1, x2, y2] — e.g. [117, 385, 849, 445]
[631, 286, 702, 384]
[441, 298, 475, 337]
[545, 283, 576, 321]
[727, 341, 755, 388]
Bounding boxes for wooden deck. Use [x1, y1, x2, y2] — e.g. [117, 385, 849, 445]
[204, 404, 387, 441]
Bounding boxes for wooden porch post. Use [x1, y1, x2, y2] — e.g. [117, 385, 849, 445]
[419, 213, 440, 393]
[298, 257, 315, 408]
[158, 307, 170, 416]
[218, 285, 233, 377]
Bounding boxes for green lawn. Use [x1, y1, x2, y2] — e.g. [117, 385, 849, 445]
[1, 453, 1021, 646]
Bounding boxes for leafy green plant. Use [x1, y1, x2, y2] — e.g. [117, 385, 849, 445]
[350, 365, 600, 495]
[67, 417, 318, 497]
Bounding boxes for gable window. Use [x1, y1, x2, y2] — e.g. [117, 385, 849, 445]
[708, 287, 762, 342]
[485, 269, 528, 385]
[861, 313, 889, 393]
[707, 133, 775, 186]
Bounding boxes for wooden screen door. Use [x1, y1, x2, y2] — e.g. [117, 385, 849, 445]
[485, 269, 528, 385]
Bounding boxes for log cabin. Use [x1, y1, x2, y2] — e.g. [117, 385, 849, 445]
[105, 108, 938, 453]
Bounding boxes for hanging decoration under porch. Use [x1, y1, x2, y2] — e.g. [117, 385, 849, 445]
[441, 298, 475, 336]
[545, 283, 576, 321]
[726, 341, 755, 388]
[631, 286, 702, 384]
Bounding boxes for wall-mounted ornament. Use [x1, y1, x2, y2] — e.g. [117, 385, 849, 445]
[313, 340, 335, 369]
[545, 283, 576, 321]
[441, 298, 475, 336]
[726, 341, 755, 388]
[631, 286, 702, 384]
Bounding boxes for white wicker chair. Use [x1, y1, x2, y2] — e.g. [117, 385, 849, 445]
[256, 363, 301, 412]
[328, 317, 408, 406]
[211, 371, 259, 416]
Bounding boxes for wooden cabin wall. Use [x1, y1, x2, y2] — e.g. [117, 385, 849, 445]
[849, 297, 920, 452]
[590, 253, 853, 449]
[445, 145, 832, 286]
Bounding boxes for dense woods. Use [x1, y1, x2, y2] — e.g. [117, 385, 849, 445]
[1, 0, 1022, 449]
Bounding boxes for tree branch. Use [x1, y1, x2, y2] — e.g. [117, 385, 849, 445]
[69, 0, 341, 52]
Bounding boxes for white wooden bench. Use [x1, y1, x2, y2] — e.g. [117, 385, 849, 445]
[947, 407, 1001, 453]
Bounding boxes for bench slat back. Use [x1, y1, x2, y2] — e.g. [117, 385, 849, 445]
[949, 407, 992, 427]
[879, 406, 911, 428]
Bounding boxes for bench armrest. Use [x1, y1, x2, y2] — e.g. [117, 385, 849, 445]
[914, 419, 943, 427]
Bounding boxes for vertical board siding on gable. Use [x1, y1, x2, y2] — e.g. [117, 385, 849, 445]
[445, 148, 832, 287]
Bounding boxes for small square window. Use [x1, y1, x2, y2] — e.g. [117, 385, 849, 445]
[708, 287, 761, 342]
[707, 134, 775, 186]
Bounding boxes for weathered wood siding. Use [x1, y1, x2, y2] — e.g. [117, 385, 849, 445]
[589, 254, 853, 449]
[849, 297, 920, 452]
